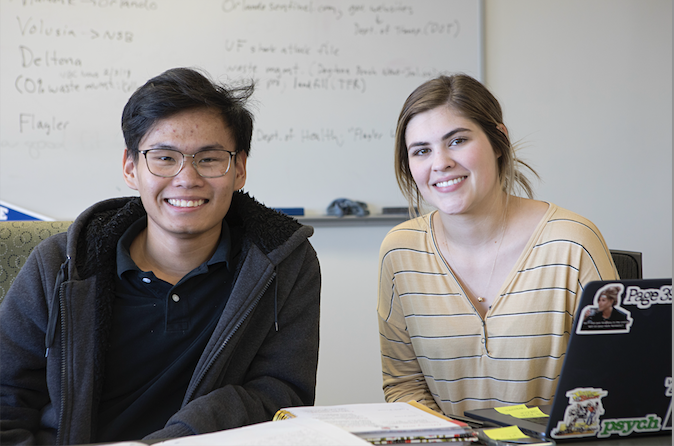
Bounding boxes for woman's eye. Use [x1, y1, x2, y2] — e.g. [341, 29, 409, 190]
[450, 137, 466, 146]
[411, 147, 430, 156]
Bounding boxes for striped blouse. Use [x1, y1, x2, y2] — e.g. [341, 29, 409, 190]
[377, 203, 618, 416]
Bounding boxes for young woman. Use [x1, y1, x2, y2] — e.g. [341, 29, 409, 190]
[377, 74, 618, 416]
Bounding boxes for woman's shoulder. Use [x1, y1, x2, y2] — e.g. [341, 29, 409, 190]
[540, 202, 607, 242]
[545, 202, 602, 228]
[380, 212, 433, 251]
[386, 212, 432, 237]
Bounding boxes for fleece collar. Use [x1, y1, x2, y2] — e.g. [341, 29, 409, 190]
[71, 191, 303, 280]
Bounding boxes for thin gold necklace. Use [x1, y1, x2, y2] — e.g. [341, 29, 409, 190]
[475, 222, 506, 303]
[439, 213, 508, 304]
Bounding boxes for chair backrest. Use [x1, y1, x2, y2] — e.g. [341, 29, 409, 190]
[610, 249, 643, 280]
[0, 221, 72, 303]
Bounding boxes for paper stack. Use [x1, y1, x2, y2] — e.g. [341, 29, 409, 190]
[274, 401, 477, 444]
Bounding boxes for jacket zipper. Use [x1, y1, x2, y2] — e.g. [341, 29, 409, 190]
[56, 283, 68, 444]
[184, 272, 276, 404]
[52, 257, 70, 445]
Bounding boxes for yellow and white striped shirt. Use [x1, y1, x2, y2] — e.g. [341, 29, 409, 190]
[377, 203, 618, 416]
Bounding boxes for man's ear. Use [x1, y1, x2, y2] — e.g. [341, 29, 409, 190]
[123, 148, 139, 191]
[233, 151, 247, 191]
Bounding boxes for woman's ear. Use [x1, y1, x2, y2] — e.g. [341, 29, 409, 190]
[496, 123, 509, 138]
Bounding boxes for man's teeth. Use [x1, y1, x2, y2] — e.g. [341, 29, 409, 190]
[436, 176, 466, 187]
[168, 199, 205, 208]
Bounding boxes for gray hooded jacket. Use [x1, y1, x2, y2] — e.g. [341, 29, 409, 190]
[0, 192, 321, 445]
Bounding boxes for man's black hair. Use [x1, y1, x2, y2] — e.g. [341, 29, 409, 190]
[122, 67, 255, 159]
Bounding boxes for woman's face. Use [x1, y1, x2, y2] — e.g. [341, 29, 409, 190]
[405, 106, 501, 216]
[597, 295, 614, 313]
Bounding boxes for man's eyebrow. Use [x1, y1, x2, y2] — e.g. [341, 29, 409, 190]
[407, 127, 472, 150]
[148, 142, 225, 151]
[148, 143, 178, 150]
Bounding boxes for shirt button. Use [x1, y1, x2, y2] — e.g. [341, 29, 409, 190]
[481, 338, 486, 344]
[142, 277, 151, 284]
[172, 294, 180, 302]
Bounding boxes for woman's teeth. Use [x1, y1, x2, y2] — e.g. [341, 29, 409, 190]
[435, 176, 466, 187]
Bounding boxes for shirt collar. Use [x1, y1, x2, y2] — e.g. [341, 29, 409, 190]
[116, 216, 233, 278]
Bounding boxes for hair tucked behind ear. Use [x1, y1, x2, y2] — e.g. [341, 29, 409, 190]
[394, 74, 539, 216]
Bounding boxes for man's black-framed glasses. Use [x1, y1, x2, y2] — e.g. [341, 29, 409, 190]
[141, 148, 237, 178]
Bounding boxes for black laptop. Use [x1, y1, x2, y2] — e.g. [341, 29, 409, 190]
[465, 278, 672, 442]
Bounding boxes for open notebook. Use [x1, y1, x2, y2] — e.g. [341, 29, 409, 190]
[465, 278, 672, 442]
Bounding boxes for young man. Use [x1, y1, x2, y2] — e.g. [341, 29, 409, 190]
[0, 68, 321, 444]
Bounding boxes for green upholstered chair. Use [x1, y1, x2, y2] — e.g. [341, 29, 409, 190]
[0, 221, 72, 303]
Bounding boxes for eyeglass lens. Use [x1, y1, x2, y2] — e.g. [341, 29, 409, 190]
[144, 149, 233, 178]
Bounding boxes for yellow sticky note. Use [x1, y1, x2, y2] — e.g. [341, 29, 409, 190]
[494, 404, 528, 414]
[483, 425, 529, 441]
[510, 407, 549, 419]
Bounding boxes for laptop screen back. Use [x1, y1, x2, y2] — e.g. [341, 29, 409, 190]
[465, 278, 672, 442]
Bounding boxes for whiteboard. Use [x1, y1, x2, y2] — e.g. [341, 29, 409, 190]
[0, 0, 483, 219]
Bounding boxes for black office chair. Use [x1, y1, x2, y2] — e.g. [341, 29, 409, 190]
[610, 250, 643, 280]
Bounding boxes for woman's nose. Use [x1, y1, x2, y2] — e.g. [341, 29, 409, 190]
[432, 148, 455, 171]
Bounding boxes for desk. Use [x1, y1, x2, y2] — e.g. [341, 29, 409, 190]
[115, 432, 674, 445]
[569, 435, 671, 446]
[474, 434, 671, 446]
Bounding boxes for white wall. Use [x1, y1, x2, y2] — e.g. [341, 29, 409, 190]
[312, 223, 393, 405]
[484, 0, 672, 279]
[313, 0, 672, 406]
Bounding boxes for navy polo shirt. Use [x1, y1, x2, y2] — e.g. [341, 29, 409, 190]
[96, 217, 240, 442]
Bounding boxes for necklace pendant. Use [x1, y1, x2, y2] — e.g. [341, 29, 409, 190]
[477, 297, 485, 302]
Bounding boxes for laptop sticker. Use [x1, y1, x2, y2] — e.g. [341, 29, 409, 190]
[551, 387, 607, 439]
[621, 283, 672, 309]
[597, 414, 663, 438]
[663, 377, 672, 431]
[576, 283, 633, 334]
[596, 378, 670, 437]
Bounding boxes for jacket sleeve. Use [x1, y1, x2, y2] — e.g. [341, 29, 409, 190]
[377, 237, 441, 413]
[0, 236, 66, 446]
[143, 240, 321, 440]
